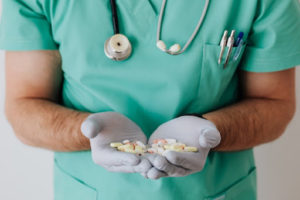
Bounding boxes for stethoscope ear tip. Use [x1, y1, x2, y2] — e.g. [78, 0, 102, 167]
[156, 40, 181, 55]
[156, 40, 167, 51]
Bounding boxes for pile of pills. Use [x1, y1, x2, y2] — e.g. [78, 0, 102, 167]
[110, 140, 147, 155]
[110, 138, 198, 156]
[147, 139, 198, 155]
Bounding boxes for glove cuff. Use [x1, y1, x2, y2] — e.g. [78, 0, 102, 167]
[182, 113, 206, 120]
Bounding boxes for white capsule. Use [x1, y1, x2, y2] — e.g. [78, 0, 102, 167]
[156, 40, 167, 51]
[122, 139, 130, 144]
[151, 143, 159, 149]
[165, 139, 177, 144]
[136, 141, 146, 149]
[169, 43, 181, 54]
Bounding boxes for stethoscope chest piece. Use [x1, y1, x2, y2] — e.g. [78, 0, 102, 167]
[104, 34, 132, 61]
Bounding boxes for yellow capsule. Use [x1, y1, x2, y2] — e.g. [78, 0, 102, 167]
[184, 146, 198, 152]
[124, 149, 136, 154]
[134, 145, 144, 152]
[110, 143, 123, 148]
[125, 144, 134, 150]
[163, 144, 173, 150]
[117, 144, 133, 151]
[163, 144, 183, 151]
[117, 145, 125, 151]
[175, 143, 186, 147]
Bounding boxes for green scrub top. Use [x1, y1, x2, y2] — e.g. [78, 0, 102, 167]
[1, 0, 300, 199]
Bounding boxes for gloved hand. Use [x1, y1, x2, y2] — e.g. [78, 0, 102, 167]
[81, 112, 151, 174]
[144, 115, 221, 179]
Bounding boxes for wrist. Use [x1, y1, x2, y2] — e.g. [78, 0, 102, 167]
[202, 114, 222, 151]
[77, 112, 92, 150]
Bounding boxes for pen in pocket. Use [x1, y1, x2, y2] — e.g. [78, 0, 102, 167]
[218, 30, 245, 66]
[224, 30, 236, 68]
[233, 32, 244, 61]
[218, 30, 228, 64]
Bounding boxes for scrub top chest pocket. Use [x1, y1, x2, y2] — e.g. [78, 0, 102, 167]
[197, 43, 247, 111]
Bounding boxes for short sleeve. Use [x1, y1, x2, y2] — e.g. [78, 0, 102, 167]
[0, 0, 58, 50]
[241, 0, 300, 72]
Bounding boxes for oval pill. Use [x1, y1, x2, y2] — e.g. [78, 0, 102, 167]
[184, 146, 198, 152]
[110, 143, 123, 148]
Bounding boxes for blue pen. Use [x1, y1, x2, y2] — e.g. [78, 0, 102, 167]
[233, 32, 244, 61]
[234, 32, 244, 47]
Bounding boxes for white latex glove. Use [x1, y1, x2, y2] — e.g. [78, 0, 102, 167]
[81, 112, 151, 174]
[145, 116, 221, 179]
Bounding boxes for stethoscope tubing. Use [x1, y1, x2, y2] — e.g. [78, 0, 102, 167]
[110, 0, 120, 34]
[106, 0, 210, 60]
[156, 0, 210, 55]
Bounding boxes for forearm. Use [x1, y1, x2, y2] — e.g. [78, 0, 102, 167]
[203, 98, 295, 151]
[5, 98, 90, 152]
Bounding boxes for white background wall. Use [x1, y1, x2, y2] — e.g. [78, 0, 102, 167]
[0, 51, 53, 199]
[0, 2, 299, 200]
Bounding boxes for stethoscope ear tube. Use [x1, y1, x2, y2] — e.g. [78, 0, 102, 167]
[106, 0, 210, 60]
[156, 0, 210, 55]
[105, 0, 132, 61]
[110, 0, 119, 34]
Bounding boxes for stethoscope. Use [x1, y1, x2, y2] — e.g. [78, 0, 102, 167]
[104, 0, 210, 61]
